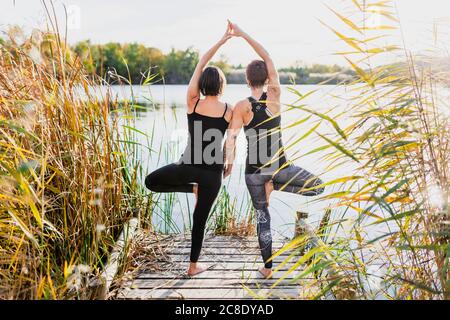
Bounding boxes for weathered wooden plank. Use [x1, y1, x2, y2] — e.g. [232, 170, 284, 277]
[98, 217, 139, 299]
[118, 287, 300, 300]
[135, 269, 302, 280]
[177, 236, 284, 241]
[165, 254, 299, 263]
[116, 233, 306, 300]
[170, 242, 287, 249]
[129, 278, 301, 289]
[174, 236, 287, 241]
[166, 235, 290, 243]
[166, 248, 299, 255]
[162, 256, 296, 265]
[135, 261, 300, 271]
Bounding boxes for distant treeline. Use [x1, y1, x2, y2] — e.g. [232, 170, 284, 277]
[72, 40, 355, 85]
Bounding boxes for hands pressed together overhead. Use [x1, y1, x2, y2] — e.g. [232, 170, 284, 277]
[219, 20, 246, 45]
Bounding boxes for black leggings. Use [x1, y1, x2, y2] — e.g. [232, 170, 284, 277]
[145, 163, 222, 263]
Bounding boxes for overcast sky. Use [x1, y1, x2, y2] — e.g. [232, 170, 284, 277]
[1, 0, 449, 67]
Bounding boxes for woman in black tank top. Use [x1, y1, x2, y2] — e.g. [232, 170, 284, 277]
[180, 99, 229, 172]
[244, 92, 287, 174]
[145, 25, 233, 277]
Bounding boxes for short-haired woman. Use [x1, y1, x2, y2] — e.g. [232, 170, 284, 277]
[224, 22, 325, 278]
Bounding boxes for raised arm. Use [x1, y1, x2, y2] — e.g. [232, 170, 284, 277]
[186, 23, 232, 111]
[223, 101, 247, 178]
[229, 22, 281, 110]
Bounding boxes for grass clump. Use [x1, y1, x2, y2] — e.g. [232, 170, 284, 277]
[0, 23, 149, 299]
[279, 0, 449, 299]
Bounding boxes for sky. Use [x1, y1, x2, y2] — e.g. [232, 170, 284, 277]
[1, 0, 449, 67]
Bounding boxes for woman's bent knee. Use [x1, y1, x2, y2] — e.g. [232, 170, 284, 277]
[254, 200, 269, 211]
[312, 177, 325, 194]
[145, 173, 157, 191]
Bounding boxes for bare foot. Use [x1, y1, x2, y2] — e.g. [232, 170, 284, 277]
[264, 180, 274, 206]
[258, 266, 273, 279]
[187, 262, 208, 277]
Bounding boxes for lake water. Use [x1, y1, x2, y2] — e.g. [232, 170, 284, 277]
[106, 84, 357, 237]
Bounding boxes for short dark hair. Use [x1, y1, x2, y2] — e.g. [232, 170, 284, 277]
[246, 60, 268, 88]
[199, 66, 226, 96]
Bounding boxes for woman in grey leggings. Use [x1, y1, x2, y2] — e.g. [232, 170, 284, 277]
[224, 22, 324, 278]
[245, 165, 324, 273]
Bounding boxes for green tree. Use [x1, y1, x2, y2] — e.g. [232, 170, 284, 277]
[211, 54, 232, 75]
[162, 48, 199, 84]
[73, 40, 97, 74]
[71, 40, 354, 85]
[100, 43, 126, 82]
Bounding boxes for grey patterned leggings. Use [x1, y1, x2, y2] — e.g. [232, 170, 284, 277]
[245, 165, 325, 269]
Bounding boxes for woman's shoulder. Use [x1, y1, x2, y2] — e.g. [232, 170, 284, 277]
[186, 96, 201, 113]
[223, 102, 234, 122]
[233, 99, 252, 114]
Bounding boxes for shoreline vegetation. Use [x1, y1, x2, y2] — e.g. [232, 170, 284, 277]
[70, 40, 356, 85]
[0, 27, 152, 299]
[0, 0, 448, 300]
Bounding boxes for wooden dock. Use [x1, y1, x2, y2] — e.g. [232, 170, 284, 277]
[116, 234, 306, 300]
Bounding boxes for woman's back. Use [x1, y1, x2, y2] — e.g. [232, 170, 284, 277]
[190, 99, 231, 118]
[180, 98, 232, 172]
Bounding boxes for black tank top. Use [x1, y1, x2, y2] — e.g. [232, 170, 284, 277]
[179, 99, 229, 173]
[244, 92, 287, 174]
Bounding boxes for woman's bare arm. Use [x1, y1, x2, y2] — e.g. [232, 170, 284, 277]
[186, 23, 232, 111]
[223, 101, 247, 178]
[229, 22, 281, 111]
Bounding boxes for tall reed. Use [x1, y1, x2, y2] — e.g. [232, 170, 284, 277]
[0, 20, 148, 298]
[212, 186, 255, 236]
[277, 0, 449, 299]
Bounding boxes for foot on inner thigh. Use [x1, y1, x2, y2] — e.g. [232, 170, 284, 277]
[264, 180, 274, 205]
[258, 266, 273, 279]
[187, 262, 208, 277]
[192, 183, 198, 204]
